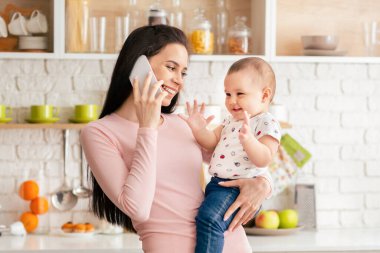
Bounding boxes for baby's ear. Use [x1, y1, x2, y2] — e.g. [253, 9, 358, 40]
[262, 87, 272, 103]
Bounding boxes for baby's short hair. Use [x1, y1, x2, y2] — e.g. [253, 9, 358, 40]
[227, 57, 276, 101]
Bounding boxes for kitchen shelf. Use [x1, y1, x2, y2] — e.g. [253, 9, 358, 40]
[272, 56, 380, 63]
[1, 0, 379, 62]
[0, 123, 86, 129]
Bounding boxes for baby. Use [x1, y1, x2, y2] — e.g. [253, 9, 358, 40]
[180, 57, 281, 253]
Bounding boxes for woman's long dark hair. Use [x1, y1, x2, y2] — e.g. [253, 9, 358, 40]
[90, 25, 189, 232]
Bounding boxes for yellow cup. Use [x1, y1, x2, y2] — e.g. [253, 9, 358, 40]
[30, 105, 59, 120]
[74, 104, 99, 121]
[0, 105, 12, 119]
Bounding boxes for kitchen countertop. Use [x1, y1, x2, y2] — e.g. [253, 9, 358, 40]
[0, 228, 379, 253]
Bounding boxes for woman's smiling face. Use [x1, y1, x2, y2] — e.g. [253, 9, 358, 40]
[149, 43, 189, 106]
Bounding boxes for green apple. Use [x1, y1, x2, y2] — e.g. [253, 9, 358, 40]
[255, 210, 280, 229]
[278, 209, 298, 229]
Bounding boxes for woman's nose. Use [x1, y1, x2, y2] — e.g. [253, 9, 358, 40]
[173, 72, 183, 86]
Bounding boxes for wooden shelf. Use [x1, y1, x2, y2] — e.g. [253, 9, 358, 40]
[0, 123, 87, 129]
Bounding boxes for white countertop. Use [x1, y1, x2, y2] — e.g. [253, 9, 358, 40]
[0, 228, 379, 253]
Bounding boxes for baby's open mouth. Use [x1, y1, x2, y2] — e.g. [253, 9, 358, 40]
[161, 85, 176, 95]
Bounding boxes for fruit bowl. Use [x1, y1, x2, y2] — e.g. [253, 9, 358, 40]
[244, 225, 304, 236]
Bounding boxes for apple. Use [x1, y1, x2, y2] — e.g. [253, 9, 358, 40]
[255, 210, 280, 229]
[278, 209, 298, 229]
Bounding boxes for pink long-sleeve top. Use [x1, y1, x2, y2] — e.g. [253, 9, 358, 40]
[80, 113, 252, 253]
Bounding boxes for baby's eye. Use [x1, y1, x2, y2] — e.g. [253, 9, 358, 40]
[237, 92, 245, 96]
[181, 72, 187, 78]
[225, 93, 231, 97]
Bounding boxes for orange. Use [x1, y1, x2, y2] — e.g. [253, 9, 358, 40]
[19, 180, 39, 201]
[20, 212, 39, 233]
[30, 196, 49, 215]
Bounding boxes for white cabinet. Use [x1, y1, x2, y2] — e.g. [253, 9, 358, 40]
[0, 0, 380, 63]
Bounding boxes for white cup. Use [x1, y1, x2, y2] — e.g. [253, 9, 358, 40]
[0, 16, 8, 37]
[8, 12, 29, 36]
[26, 10, 48, 34]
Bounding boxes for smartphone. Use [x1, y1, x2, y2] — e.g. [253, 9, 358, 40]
[129, 55, 161, 96]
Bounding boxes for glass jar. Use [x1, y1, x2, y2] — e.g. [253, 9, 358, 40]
[148, 0, 168, 26]
[216, 0, 228, 54]
[168, 0, 184, 30]
[227, 16, 252, 54]
[189, 8, 214, 54]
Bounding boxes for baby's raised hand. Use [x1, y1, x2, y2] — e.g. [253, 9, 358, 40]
[239, 111, 254, 144]
[179, 100, 214, 133]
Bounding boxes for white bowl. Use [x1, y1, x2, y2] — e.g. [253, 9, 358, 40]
[301, 35, 339, 50]
[18, 36, 48, 50]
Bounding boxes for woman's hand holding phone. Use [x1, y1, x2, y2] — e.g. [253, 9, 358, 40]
[132, 72, 168, 129]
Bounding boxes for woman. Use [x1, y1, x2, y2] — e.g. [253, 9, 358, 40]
[80, 25, 272, 253]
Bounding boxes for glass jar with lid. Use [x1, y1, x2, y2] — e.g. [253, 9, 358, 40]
[227, 16, 252, 54]
[148, 0, 168, 26]
[189, 8, 214, 54]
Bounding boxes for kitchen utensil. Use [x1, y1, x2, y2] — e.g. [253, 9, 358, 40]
[295, 184, 316, 229]
[66, 0, 89, 52]
[0, 222, 27, 236]
[19, 36, 48, 50]
[89, 16, 107, 53]
[0, 105, 12, 119]
[51, 130, 78, 211]
[72, 146, 92, 198]
[26, 10, 48, 34]
[363, 21, 380, 56]
[301, 35, 338, 50]
[8, 12, 29, 36]
[114, 16, 130, 52]
[0, 16, 8, 38]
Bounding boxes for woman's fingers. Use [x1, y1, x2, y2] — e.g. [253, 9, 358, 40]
[228, 202, 251, 231]
[156, 90, 169, 104]
[132, 77, 140, 102]
[141, 72, 153, 99]
[219, 180, 242, 221]
[149, 80, 164, 100]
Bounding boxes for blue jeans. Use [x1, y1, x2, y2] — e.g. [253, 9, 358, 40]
[195, 177, 240, 253]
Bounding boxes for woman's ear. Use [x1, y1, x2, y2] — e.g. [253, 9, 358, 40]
[262, 87, 272, 103]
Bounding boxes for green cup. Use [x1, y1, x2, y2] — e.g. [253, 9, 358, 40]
[0, 105, 12, 119]
[30, 105, 59, 120]
[74, 104, 99, 120]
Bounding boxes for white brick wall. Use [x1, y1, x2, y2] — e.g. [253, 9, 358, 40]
[0, 59, 379, 230]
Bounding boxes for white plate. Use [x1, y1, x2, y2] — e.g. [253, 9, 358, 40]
[303, 49, 347, 56]
[244, 226, 304, 236]
[58, 230, 99, 238]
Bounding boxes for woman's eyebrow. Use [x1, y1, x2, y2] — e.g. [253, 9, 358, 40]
[166, 60, 188, 71]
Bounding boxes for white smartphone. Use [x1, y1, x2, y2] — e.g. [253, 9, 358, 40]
[129, 55, 161, 96]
